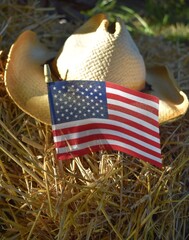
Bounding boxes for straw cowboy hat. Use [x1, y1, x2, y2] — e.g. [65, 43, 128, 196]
[4, 14, 188, 125]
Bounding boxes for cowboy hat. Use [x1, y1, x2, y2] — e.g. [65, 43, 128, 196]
[4, 14, 188, 125]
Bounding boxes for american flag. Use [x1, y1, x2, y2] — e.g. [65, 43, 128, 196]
[47, 80, 162, 167]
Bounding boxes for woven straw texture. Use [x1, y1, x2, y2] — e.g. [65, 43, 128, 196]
[5, 31, 53, 124]
[4, 14, 188, 125]
[56, 14, 146, 91]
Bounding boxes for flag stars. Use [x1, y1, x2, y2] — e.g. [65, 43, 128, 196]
[50, 81, 108, 123]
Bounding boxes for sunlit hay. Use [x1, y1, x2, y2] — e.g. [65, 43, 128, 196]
[0, 1, 189, 239]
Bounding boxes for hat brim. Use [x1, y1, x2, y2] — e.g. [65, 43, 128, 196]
[4, 29, 188, 125]
[146, 65, 188, 124]
[4, 30, 54, 124]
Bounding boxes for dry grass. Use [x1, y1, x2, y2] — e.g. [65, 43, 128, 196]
[0, 1, 189, 239]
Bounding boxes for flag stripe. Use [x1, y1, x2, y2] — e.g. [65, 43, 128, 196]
[54, 130, 161, 156]
[108, 113, 159, 137]
[52, 119, 160, 142]
[106, 82, 159, 104]
[107, 93, 158, 118]
[54, 124, 159, 149]
[108, 109, 159, 131]
[56, 140, 162, 167]
[108, 103, 158, 128]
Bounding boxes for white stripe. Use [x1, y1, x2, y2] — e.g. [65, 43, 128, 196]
[106, 87, 159, 109]
[56, 139, 161, 163]
[52, 118, 159, 143]
[109, 109, 159, 131]
[54, 128, 160, 153]
[107, 98, 158, 120]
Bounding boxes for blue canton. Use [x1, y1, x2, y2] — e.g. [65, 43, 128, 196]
[48, 80, 108, 124]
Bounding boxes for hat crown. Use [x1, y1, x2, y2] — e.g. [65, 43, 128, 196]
[56, 15, 146, 91]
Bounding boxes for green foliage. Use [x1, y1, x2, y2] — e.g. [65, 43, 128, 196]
[145, 0, 189, 25]
[84, 0, 189, 42]
[84, 0, 153, 35]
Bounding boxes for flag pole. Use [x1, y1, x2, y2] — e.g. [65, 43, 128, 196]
[44, 64, 53, 83]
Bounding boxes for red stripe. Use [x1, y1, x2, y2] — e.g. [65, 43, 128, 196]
[53, 122, 159, 139]
[55, 133, 161, 158]
[107, 93, 158, 116]
[54, 125, 160, 149]
[106, 81, 159, 103]
[56, 144, 162, 168]
[108, 115, 160, 138]
[108, 103, 159, 127]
